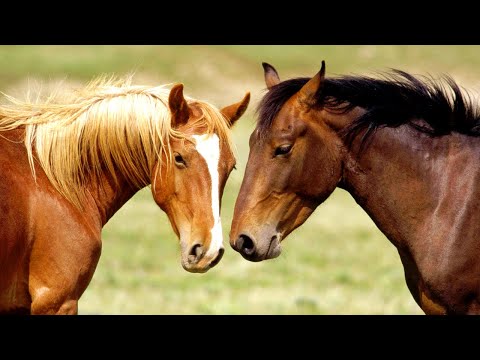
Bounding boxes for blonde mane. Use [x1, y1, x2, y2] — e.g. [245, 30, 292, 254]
[0, 75, 235, 208]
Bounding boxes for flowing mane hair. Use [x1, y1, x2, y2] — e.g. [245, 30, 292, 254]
[257, 69, 480, 148]
[0, 75, 235, 208]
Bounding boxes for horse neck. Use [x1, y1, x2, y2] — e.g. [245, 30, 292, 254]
[332, 113, 478, 248]
[85, 169, 143, 227]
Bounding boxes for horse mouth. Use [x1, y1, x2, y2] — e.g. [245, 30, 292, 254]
[265, 234, 282, 260]
[208, 248, 225, 267]
[181, 248, 224, 273]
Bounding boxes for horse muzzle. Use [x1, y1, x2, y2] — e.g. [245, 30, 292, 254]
[181, 243, 225, 273]
[231, 230, 282, 262]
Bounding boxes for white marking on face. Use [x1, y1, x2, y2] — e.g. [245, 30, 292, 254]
[192, 133, 223, 257]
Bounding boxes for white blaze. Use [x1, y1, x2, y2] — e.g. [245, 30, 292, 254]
[192, 134, 223, 256]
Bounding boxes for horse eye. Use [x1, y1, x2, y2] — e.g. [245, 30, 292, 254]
[174, 153, 186, 166]
[274, 144, 292, 157]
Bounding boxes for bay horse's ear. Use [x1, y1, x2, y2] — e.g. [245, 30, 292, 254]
[298, 60, 326, 106]
[221, 92, 251, 128]
[169, 83, 191, 128]
[263, 62, 281, 89]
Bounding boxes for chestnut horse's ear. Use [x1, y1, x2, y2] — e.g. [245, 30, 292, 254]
[169, 83, 191, 128]
[298, 60, 326, 106]
[263, 62, 280, 89]
[221, 92, 251, 128]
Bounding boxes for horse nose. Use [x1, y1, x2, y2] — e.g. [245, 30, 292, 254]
[234, 234, 256, 256]
[187, 243, 204, 264]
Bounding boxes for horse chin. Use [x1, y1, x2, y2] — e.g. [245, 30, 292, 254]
[181, 261, 211, 273]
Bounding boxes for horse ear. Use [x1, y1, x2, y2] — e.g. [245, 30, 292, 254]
[298, 60, 326, 106]
[263, 62, 281, 89]
[168, 83, 191, 128]
[221, 92, 251, 128]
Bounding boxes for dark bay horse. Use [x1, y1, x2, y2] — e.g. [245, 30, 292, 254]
[0, 76, 250, 314]
[230, 61, 480, 314]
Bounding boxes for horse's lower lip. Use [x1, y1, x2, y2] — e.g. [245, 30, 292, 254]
[182, 263, 210, 273]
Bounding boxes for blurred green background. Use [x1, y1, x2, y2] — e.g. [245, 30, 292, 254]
[3, 45, 480, 314]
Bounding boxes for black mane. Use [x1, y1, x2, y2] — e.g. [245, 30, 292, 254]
[257, 70, 480, 147]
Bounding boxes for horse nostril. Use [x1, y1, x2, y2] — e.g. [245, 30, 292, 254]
[188, 244, 204, 263]
[236, 234, 255, 256]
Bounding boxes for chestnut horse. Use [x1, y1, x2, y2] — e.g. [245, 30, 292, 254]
[0, 76, 250, 314]
[230, 61, 480, 314]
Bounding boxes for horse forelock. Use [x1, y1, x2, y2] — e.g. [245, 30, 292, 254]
[0, 75, 235, 209]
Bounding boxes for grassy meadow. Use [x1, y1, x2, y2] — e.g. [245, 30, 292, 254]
[2, 45, 480, 315]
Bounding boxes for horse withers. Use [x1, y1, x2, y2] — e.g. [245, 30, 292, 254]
[0, 76, 250, 314]
[230, 61, 480, 314]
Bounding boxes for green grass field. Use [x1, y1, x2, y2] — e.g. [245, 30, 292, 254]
[2, 45, 480, 314]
